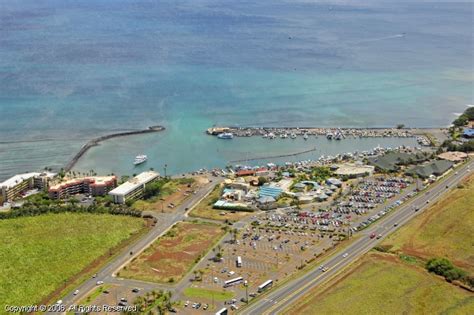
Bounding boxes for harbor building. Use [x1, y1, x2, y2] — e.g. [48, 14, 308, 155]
[463, 128, 474, 138]
[0, 172, 56, 204]
[334, 163, 375, 178]
[109, 171, 160, 204]
[48, 176, 117, 199]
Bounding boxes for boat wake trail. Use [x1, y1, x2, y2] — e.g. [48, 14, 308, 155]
[354, 34, 405, 44]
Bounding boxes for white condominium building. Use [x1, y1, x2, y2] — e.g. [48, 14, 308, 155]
[109, 171, 160, 204]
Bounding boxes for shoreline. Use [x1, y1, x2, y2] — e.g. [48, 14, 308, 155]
[64, 125, 444, 176]
[64, 126, 165, 172]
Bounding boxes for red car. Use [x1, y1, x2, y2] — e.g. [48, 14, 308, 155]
[370, 232, 376, 239]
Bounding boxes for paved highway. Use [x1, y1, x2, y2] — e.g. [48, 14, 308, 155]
[55, 177, 222, 313]
[241, 160, 473, 315]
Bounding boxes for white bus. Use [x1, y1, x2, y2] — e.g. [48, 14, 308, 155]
[224, 276, 244, 288]
[215, 308, 228, 315]
[236, 256, 242, 268]
[258, 279, 273, 293]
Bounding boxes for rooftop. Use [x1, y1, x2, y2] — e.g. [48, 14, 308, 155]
[1, 172, 56, 189]
[334, 163, 375, 176]
[49, 176, 116, 191]
[109, 171, 160, 196]
[437, 151, 468, 162]
[463, 128, 474, 137]
[259, 186, 283, 199]
[406, 160, 454, 179]
[368, 152, 428, 171]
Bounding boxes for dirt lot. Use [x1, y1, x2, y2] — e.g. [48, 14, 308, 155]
[133, 177, 208, 213]
[119, 221, 225, 283]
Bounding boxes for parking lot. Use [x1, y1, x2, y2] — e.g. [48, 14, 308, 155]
[178, 175, 416, 313]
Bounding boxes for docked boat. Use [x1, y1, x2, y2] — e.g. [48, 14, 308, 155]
[303, 133, 309, 140]
[290, 133, 297, 139]
[326, 132, 334, 140]
[268, 132, 276, 139]
[280, 133, 288, 139]
[217, 132, 234, 139]
[133, 154, 148, 165]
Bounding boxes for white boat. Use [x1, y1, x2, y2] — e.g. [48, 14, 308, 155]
[290, 133, 297, 139]
[217, 132, 234, 139]
[268, 132, 276, 139]
[280, 133, 288, 139]
[326, 132, 334, 140]
[263, 134, 268, 138]
[133, 154, 148, 165]
[303, 134, 309, 140]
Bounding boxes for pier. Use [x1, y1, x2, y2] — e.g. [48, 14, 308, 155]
[65, 126, 165, 171]
[206, 126, 439, 145]
[229, 147, 317, 163]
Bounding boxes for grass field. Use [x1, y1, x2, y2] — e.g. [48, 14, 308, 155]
[184, 287, 234, 301]
[382, 173, 474, 272]
[120, 221, 225, 283]
[289, 252, 474, 315]
[0, 213, 145, 307]
[189, 184, 254, 222]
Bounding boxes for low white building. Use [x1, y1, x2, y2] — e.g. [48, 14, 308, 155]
[109, 171, 160, 204]
[334, 163, 374, 178]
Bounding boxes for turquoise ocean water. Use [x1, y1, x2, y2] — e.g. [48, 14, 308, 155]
[0, 1, 472, 179]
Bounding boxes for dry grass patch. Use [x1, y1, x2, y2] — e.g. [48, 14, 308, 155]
[120, 221, 225, 283]
[382, 173, 474, 272]
[288, 252, 474, 315]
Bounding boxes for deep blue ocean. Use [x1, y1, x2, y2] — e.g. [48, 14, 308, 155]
[0, 1, 472, 179]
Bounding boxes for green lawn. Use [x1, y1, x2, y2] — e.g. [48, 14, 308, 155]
[290, 253, 474, 315]
[184, 287, 234, 301]
[0, 213, 145, 307]
[382, 173, 474, 272]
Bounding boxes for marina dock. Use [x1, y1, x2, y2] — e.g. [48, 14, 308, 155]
[206, 126, 437, 145]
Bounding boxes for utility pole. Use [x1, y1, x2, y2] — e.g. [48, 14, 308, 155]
[244, 280, 249, 304]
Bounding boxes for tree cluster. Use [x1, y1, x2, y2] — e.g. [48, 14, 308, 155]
[452, 107, 474, 127]
[426, 258, 471, 286]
